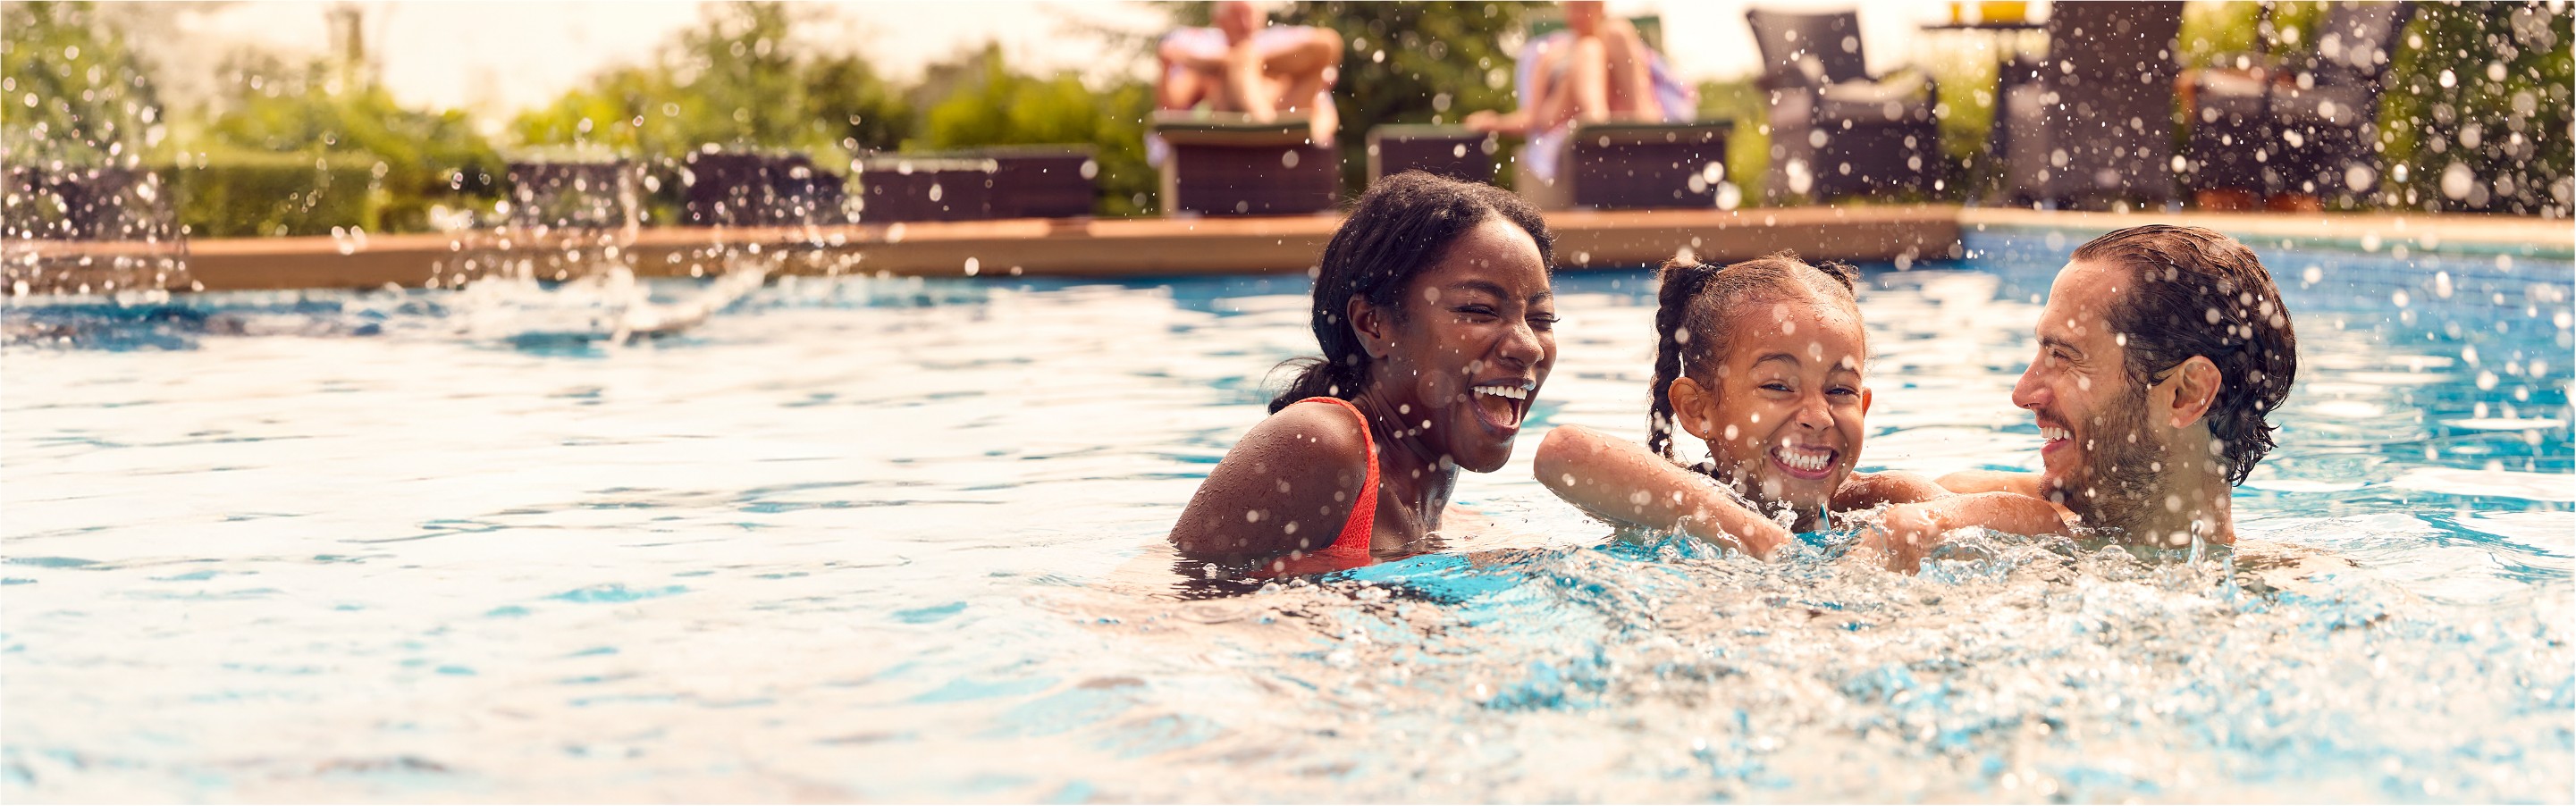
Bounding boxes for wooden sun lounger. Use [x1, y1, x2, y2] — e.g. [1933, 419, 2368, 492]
[1150, 112, 1338, 216]
[857, 147, 1099, 222]
[1520, 119, 1734, 211]
[1365, 125, 1499, 185]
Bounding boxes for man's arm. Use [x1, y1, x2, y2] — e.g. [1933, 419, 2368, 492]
[1534, 424, 1791, 558]
[1835, 470, 1949, 509]
[1936, 469, 2045, 497]
[1855, 491, 2074, 573]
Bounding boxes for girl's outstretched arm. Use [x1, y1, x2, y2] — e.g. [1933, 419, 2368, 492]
[1534, 424, 1790, 558]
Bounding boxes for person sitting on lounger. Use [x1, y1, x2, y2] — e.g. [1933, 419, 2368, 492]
[1155, 1, 1343, 148]
[1463, 1, 1694, 183]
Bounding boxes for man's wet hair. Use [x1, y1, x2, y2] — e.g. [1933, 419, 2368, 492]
[1646, 252, 1861, 461]
[2071, 224, 2299, 485]
[1268, 171, 1554, 413]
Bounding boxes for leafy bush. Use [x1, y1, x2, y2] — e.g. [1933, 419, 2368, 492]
[912, 46, 1157, 216]
[2381, 1, 2572, 214]
[164, 150, 382, 238]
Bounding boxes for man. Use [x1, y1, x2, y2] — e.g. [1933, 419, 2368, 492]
[1865, 224, 2302, 569]
[1154, 1, 1343, 147]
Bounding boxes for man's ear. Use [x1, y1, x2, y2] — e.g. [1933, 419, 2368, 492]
[1860, 385, 1874, 417]
[2159, 356, 2222, 429]
[1346, 295, 1393, 359]
[1670, 376, 1718, 440]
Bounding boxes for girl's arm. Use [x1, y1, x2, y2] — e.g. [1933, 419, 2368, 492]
[1534, 424, 1791, 558]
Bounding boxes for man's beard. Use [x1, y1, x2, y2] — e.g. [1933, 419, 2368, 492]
[2047, 388, 2169, 535]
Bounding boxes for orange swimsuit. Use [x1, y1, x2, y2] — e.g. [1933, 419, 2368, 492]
[1260, 397, 1379, 575]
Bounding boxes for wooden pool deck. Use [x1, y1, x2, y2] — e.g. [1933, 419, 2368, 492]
[27, 206, 2570, 292]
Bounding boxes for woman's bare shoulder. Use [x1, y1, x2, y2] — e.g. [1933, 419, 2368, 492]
[1168, 400, 1374, 563]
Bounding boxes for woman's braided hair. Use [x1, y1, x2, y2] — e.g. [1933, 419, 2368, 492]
[1646, 251, 1863, 460]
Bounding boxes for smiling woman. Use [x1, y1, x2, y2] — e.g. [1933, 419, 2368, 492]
[1167, 172, 1556, 576]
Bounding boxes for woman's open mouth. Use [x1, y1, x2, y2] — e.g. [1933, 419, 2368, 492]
[1770, 443, 1838, 481]
[1469, 381, 1533, 438]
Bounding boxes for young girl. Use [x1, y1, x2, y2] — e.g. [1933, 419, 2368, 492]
[1535, 255, 2065, 567]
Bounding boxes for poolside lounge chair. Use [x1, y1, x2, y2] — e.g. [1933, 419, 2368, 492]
[505, 160, 638, 231]
[2184, 2, 2417, 205]
[1562, 121, 1732, 209]
[856, 147, 1098, 222]
[1746, 8, 1940, 203]
[1149, 111, 1338, 216]
[684, 151, 851, 226]
[4, 164, 170, 241]
[0, 164, 189, 295]
[1997, 2, 2186, 209]
[981, 146, 1099, 219]
[856, 155, 997, 222]
[1366, 125, 1498, 185]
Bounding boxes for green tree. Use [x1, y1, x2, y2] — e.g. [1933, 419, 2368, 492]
[2380, 1, 2572, 214]
[911, 45, 1157, 216]
[202, 51, 501, 232]
[517, 3, 910, 161]
[513, 2, 914, 222]
[0, 1, 161, 166]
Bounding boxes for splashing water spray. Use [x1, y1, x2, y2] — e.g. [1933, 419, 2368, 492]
[432, 155, 774, 344]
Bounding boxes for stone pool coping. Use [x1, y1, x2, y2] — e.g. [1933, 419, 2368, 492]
[20, 206, 2571, 291]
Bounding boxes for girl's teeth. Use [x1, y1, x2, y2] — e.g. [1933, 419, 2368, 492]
[1775, 449, 1830, 471]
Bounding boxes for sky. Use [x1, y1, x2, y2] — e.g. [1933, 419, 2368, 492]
[147, 1, 1966, 122]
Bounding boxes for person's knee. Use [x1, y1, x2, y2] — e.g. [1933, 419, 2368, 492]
[1275, 29, 1341, 73]
[1309, 29, 1343, 61]
[1572, 33, 1608, 61]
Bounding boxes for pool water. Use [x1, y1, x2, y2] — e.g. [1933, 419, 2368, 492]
[4, 231, 2570, 802]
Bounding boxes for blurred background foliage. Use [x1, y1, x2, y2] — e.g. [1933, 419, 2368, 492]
[3, 0, 2570, 237]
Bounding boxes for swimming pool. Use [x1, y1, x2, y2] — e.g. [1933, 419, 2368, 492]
[4, 229, 2569, 802]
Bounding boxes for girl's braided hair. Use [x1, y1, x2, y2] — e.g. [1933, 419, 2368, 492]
[1646, 252, 1863, 460]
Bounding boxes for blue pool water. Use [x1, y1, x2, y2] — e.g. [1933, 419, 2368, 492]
[3, 229, 2570, 802]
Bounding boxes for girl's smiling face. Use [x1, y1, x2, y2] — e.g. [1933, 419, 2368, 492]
[1667, 298, 1871, 517]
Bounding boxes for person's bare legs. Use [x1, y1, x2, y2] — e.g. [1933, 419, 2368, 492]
[1158, 61, 1213, 111]
[1567, 33, 1612, 125]
[1600, 23, 1663, 120]
[1259, 29, 1343, 144]
[1216, 39, 1271, 120]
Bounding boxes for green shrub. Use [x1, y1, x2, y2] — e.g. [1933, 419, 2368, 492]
[913, 46, 1156, 216]
[2381, 2, 2572, 214]
[164, 150, 382, 238]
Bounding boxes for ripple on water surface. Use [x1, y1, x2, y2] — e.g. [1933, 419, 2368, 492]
[2, 238, 2571, 801]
